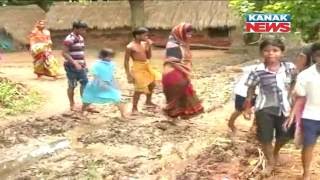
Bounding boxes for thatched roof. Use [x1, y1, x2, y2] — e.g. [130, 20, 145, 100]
[0, 5, 45, 44]
[47, 1, 236, 31]
[145, 1, 236, 30]
[46, 1, 131, 30]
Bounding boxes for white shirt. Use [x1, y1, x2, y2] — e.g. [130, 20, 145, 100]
[295, 65, 320, 120]
[234, 65, 258, 97]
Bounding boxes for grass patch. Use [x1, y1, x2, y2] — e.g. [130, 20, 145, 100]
[0, 78, 42, 117]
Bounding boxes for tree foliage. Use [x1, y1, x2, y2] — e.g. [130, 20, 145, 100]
[229, 0, 320, 42]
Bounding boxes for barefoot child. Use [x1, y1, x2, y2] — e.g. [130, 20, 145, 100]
[124, 27, 160, 114]
[244, 38, 297, 175]
[82, 48, 130, 119]
[284, 42, 320, 180]
[225, 63, 259, 133]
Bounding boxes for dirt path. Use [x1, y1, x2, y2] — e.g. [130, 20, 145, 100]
[1, 50, 319, 180]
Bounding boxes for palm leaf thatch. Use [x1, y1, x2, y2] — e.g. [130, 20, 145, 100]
[145, 0, 236, 30]
[0, 5, 45, 44]
[46, 1, 131, 30]
[47, 0, 236, 30]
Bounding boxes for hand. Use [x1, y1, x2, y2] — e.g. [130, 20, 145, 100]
[73, 62, 82, 71]
[127, 75, 134, 84]
[243, 108, 252, 120]
[145, 39, 153, 45]
[283, 114, 295, 131]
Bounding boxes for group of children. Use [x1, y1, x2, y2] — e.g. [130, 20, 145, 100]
[61, 21, 203, 121]
[19, 19, 320, 178]
[227, 38, 320, 179]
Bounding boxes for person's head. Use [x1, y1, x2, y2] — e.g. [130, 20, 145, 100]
[171, 22, 193, 43]
[311, 42, 320, 64]
[259, 37, 285, 63]
[99, 48, 115, 60]
[36, 20, 46, 30]
[72, 20, 88, 36]
[132, 27, 149, 41]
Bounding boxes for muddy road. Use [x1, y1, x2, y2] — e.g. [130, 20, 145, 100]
[0, 49, 319, 180]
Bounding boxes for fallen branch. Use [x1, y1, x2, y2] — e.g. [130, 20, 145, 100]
[248, 148, 266, 176]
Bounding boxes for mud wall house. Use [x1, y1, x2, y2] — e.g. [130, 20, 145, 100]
[0, 5, 45, 51]
[144, 0, 237, 48]
[46, 1, 132, 50]
[47, 0, 237, 50]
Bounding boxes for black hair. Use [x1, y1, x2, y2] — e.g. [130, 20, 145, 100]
[99, 48, 115, 59]
[72, 20, 88, 29]
[132, 27, 149, 38]
[311, 42, 320, 54]
[259, 37, 285, 52]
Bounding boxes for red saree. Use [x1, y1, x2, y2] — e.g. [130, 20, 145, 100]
[162, 63, 203, 119]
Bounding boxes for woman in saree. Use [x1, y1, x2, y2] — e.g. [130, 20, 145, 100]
[29, 20, 59, 79]
[162, 23, 204, 119]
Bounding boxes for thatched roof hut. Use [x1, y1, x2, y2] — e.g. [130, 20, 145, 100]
[46, 0, 236, 30]
[0, 5, 45, 44]
[46, 1, 131, 30]
[145, 0, 236, 30]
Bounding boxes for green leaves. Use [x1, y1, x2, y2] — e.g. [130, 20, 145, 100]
[0, 79, 42, 116]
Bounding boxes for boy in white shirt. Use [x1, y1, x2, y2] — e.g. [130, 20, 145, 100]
[226, 62, 259, 133]
[284, 42, 320, 180]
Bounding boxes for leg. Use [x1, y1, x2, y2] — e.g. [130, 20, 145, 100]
[65, 66, 77, 111]
[82, 103, 90, 113]
[250, 117, 257, 133]
[132, 91, 142, 114]
[68, 87, 76, 111]
[301, 119, 319, 180]
[261, 142, 275, 170]
[228, 110, 242, 132]
[274, 114, 295, 165]
[36, 74, 42, 79]
[228, 95, 245, 132]
[117, 103, 126, 118]
[273, 139, 289, 165]
[146, 82, 156, 106]
[302, 145, 315, 180]
[255, 110, 276, 175]
[79, 70, 88, 97]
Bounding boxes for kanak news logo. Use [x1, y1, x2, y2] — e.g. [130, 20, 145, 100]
[245, 14, 291, 33]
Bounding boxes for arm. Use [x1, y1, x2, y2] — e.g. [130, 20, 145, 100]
[145, 39, 152, 59]
[171, 62, 191, 77]
[224, 65, 243, 73]
[243, 71, 259, 119]
[62, 45, 81, 70]
[124, 47, 133, 83]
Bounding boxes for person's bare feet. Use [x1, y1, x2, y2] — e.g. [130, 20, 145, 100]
[86, 106, 100, 113]
[145, 102, 158, 108]
[302, 173, 311, 180]
[120, 115, 135, 120]
[36, 75, 42, 80]
[261, 163, 274, 177]
[274, 154, 290, 166]
[228, 121, 237, 133]
[70, 104, 76, 111]
[131, 109, 140, 116]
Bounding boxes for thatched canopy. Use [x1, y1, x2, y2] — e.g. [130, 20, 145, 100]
[47, 0, 236, 31]
[145, 0, 236, 30]
[0, 5, 45, 44]
[46, 1, 131, 30]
